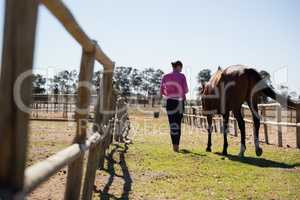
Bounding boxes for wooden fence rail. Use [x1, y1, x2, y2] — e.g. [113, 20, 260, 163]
[183, 103, 300, 149]
[0, 0, 130, 199]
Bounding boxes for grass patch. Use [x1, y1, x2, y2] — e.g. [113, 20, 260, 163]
[95, 111, 300, 200]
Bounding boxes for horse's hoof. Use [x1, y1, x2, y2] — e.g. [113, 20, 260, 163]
[222, 150, 228, 156]
[255, 148, 263, 157]
[206, 147, 212, 152]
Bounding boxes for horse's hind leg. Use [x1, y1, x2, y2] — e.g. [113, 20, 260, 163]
[233, 109, 246, 157]
[206, 115, 213, 152]
[222, 112, 229, 156]
[248, 101, 263, 156]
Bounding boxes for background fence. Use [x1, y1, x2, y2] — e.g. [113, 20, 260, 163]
[183, 103, 300, 149]
[0, 0, 130, 199]
[31, 94, 98, 120]
[30, 94, 164, 120]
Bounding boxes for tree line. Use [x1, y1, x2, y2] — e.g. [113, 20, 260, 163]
[33, 66, 297, 102]
[32, 67, 164, 99]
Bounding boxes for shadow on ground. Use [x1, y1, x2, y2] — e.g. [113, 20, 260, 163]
[94, 143, 132, 200]
[215, 152, 300, 168]
[179, 149, 207, 157]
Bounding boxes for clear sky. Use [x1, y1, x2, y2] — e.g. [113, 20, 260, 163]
[0, 0, 300, 99]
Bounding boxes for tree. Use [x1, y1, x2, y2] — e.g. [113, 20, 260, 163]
[32, 73, 46, 94]
[140, 68, 155, 97]
[139, 68, 164, 107]
[197, 69, 211, 100]
[149, 69, 164, 106]
[149, 69, 164, 95]
[50, 70, 78, 94]
[197, 69, 211, 85]
[113, 66, 132, 96]
[130, 68, 143, 95]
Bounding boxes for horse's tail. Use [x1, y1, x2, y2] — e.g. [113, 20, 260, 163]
[247, 68, 298, 109]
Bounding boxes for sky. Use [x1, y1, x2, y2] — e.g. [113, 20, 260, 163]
[0, 0, 300, 99]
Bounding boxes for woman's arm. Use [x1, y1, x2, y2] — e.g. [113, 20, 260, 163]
[182, 74, 189, 94]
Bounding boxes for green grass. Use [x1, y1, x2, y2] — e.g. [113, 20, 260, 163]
[94, 111, 300, 200]
[127, 136, 299, 200]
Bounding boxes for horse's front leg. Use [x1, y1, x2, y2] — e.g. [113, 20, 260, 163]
[222, 112, 229, 156]
[206, 115, 213, 152]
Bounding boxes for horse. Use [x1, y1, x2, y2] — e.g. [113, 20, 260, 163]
[200, 65, 297, 157]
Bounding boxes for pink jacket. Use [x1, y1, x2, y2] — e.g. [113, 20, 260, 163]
[160, 71, 188, 100]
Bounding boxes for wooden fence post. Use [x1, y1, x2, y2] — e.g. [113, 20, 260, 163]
[277, 105, 283, 147]
[194, 108, 198, 128]
[114, 98, 121, 142]
[0, 0, 38, 198]
[219, 117, 222, 133]
[82, 64, 114, 200]
[191, 107, 193, 126]
[64, 49, 95, 200]
[200, 115, 203, 128]
[261, 106, 269, 144]
[199, 114, 202, 128]
[186, 107, 189, 125]
[98, 66, 115, 168]
[192, 107, 196, 127]
[190, 108, 192, 126]
[63, 95, 68, 118]
[296, 105, 300, 148]
[213, 118, 217, 133]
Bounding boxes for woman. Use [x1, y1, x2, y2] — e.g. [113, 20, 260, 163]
[160, 60, 189, 152]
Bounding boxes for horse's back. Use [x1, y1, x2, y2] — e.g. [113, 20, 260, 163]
[222, 65, 249, 78]
[202, 65, 261, 114]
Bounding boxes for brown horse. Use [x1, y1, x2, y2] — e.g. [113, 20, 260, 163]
[200, 65, 297, 157]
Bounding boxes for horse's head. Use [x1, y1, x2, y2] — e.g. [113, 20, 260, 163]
[199, 67, 224, 113]
[199, 81, 206, 95]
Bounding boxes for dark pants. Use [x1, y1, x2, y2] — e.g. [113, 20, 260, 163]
[166, 99, 185, 145]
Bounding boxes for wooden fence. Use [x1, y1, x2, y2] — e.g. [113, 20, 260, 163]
[29, 94, 161, 120]
[183, 103, 300, 149]
[30, 94, 98, 120]
[0, 0, 130, 199]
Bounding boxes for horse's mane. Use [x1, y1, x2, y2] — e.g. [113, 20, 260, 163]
[208, 68, 223, 88]
[200, 68, 223, 95]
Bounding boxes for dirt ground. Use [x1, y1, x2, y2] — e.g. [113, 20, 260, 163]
[27, 121, 74, 200]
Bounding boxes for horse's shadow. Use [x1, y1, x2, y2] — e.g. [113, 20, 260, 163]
[215, 152, 300, 169]
[94, 143, 132, 200]
[179, 149, 207, 157]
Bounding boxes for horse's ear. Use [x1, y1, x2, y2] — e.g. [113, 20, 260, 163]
[218, 66, 222, 70]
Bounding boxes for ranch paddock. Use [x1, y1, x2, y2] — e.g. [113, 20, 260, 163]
[1, 1, 300, 199]
[27, 107, 300, 200]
